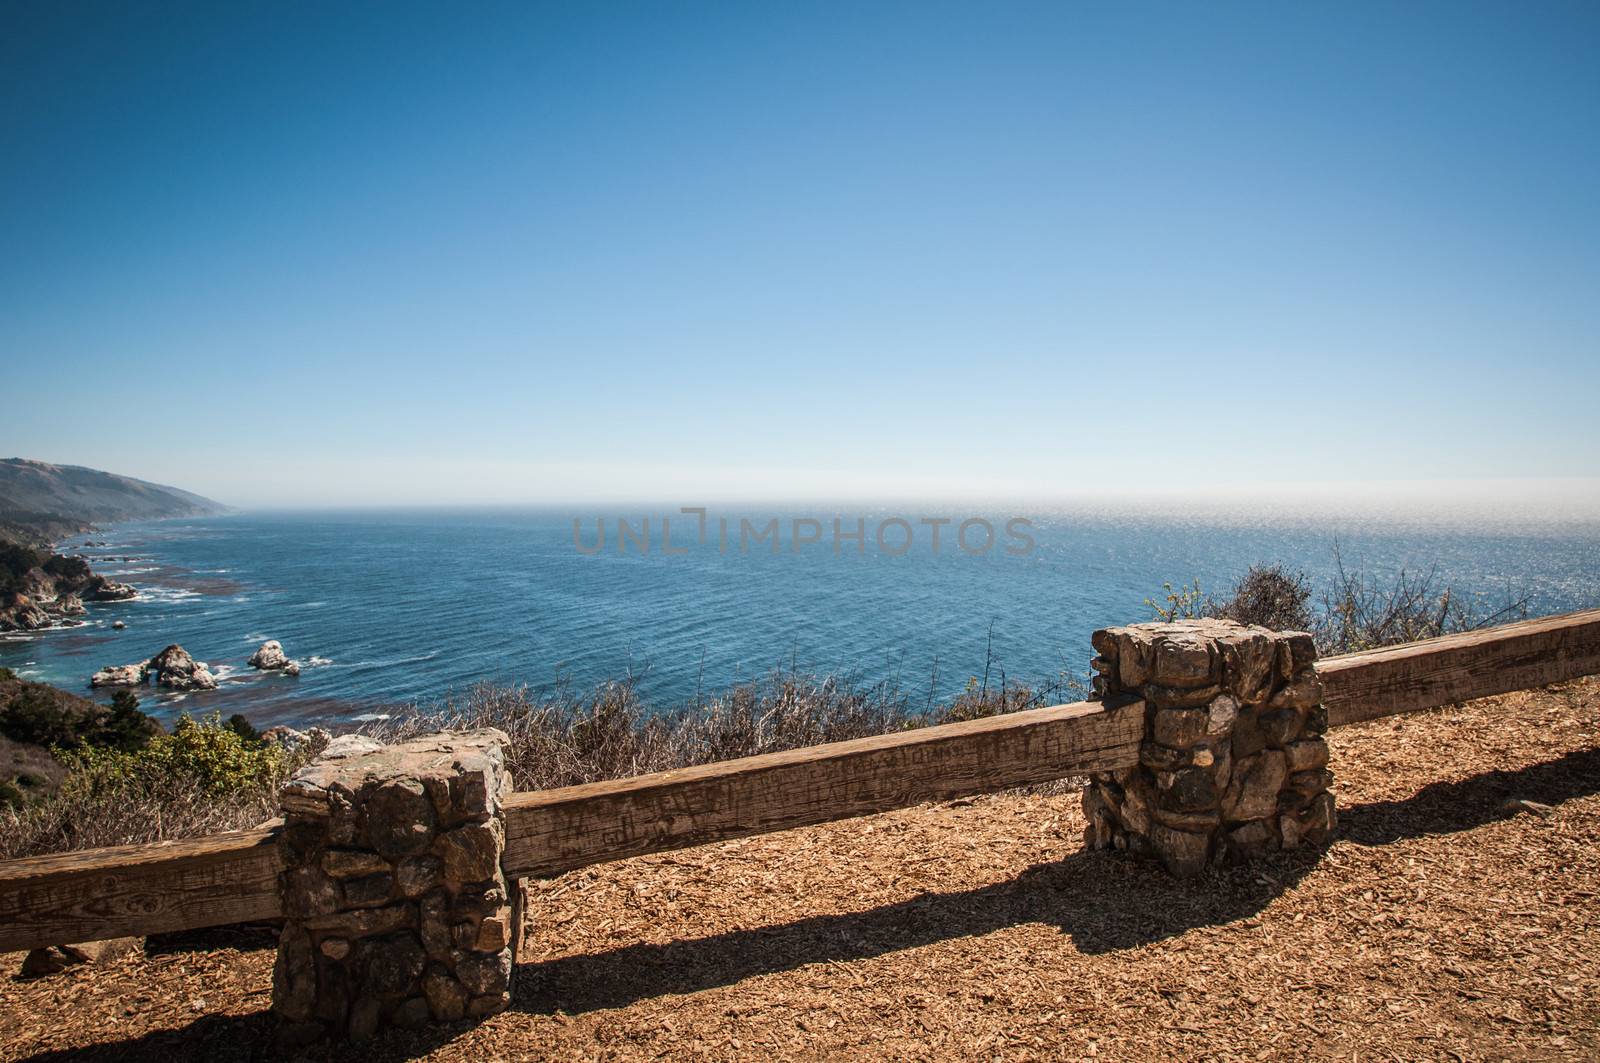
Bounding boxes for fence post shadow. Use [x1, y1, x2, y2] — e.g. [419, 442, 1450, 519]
[514, 743, 1600, 1017]
[11, 747, 1599, 1061]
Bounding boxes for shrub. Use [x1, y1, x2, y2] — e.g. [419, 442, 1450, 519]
[0, 712, 304, 859]
[63, 712, 285, 797]
[1207, 564, 1315, 632]
[0, 681, 157, 753]
[1145, 579, 1205, 622]
[1148, 549, 1531, 656]
[226, 713, 260, 742]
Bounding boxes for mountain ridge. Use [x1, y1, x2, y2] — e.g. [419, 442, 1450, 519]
[0, 458, 228, 546]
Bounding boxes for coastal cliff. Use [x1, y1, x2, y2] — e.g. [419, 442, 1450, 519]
[0, 458, 226, 631]
[0, 458, 226, 544]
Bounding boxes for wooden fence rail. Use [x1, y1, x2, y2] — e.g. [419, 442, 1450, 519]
[2, 608, 1598, 954]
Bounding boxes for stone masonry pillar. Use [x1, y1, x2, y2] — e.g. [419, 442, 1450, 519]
[1082, 619, 1336, 876]
[272, 729, 522, 1045]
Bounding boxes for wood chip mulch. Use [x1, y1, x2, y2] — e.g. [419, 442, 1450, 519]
[3, 678, 1597, 1062]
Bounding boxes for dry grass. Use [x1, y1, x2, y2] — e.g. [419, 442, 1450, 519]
[365, 671, 1082, 794]
[2, 677, 1597, 1062]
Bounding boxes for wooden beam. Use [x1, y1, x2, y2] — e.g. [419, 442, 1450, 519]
[1318, 608, 1600, 728]
[0, 828, 281, 954]
[502, 697, 1145, 880]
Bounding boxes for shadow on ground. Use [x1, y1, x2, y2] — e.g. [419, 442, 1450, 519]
[20, 745, 1600, 1062]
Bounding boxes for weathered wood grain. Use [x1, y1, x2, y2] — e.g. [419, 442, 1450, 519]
[1318, 608, 1600, 727]
[0, 828, 282, 954]
[502, 697, 1147, 880]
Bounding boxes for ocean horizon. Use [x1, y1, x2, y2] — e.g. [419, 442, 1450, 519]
[4, 502, 1598, 731]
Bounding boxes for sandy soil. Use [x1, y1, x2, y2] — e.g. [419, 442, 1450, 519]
[3, 678, 1597, 1062]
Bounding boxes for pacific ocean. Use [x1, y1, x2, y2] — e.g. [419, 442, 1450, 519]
[4, 504, 1598, 729]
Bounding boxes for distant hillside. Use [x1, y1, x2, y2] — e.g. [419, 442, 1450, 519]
[0, 459, 227, 545]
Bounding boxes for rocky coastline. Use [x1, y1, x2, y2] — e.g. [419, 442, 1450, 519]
[0, 543, 137, 634]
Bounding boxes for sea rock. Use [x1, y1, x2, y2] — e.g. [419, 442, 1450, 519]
[57, 594, 86, 617]
[91, 662, 148, 686]
[249, 638, 303, 677]
[249, 639, 290, 669]
[147, 644, 218, 690]
[0, 596, 52, 631]
[262, 725, 310, 751]
[260, 725, 331, 757]
[112, 619, 126, 630]
[85, 578, 137, 602]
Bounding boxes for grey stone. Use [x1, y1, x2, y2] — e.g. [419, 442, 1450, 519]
[273, 924, 317, 1023]
[1138, 740, 1188, 772]
[396, 854, 444, 898]
[392, 996, 432, 1029]
[1113, 628, 1155, 688]
[1145, 683, 1222, 710]
[342, 873, 396, 909]
[1218, 631, 1276, 703]
[1225, 819, 1277, 857]
[1282, 631, 1318, 675]
[348, 995, 382, 1041]
[1158, 767, 1217, 812]
[1303, 703, 1329, 735]
[1269, 672, 1324, 711]
[365, 779, 438, 860]
[1149, 822, 1211, 878]
[424, 965, 469, 1021]
[455, 949, 512, 996]
[474, 914, 511, 953]
[1224, 750, 1287, 823]
[1152, 806, 1221, 833]
[1151, 631, 1216, 687]
[303, 902, 414, 939]
[1287, 769, 1335, 798]
[361, 933, 426, 998]
[322, 849, 390, 879]
[1231, 708, 1268, 758]
[1258, 707, 1303, 748]
[436, 820, 504, 885]
[421, 891, 453, 960]
[1206, 694, 1238, 735]
[283, 866, 344, 919]
[468, 993, 510, 1017]
[1303, 791, 1338, 843]
[1284, 737, 1330, 773]
[1152, 707, 1209, 748]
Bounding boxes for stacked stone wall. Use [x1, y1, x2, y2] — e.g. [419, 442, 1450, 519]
[1083, 619, 1336, 875]
[271, 730, 521, 1044]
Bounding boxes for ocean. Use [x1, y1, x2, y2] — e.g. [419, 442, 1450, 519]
[4, 504, 1598, 730]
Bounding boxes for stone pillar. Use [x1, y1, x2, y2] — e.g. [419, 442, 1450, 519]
[1083, 619, 1336, 876]
[272, 729, 520, 1045]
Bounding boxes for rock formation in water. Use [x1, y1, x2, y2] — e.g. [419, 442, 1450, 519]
[92, 644, 219, 691]
[249, 639, 303, 677]
[148, 645, 218, 690]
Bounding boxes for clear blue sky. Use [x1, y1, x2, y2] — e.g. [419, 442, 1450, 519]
[3, 1, 1598, 507]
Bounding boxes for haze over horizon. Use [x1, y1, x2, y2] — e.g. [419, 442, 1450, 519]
[5, 3, 1598, 507]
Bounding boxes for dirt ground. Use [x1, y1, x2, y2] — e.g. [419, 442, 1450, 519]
[3, 678, 1597, 1062]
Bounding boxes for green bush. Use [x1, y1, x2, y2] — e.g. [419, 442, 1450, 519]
[0, 682, 156, 753]
[62, 712, 285, 798]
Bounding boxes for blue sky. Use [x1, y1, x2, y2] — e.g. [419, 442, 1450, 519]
[3, 1, 1598, 507]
